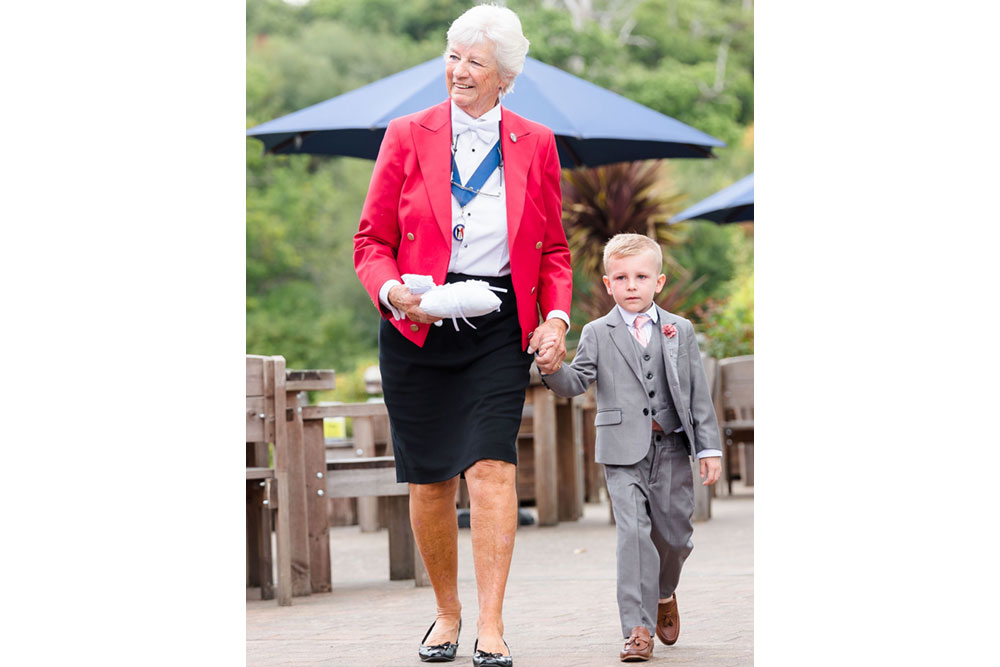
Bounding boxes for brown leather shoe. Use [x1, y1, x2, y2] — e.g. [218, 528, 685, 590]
[620, 626, 653, 662]
[656, 594, 680, 645]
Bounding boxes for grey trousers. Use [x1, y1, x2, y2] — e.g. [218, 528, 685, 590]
[604, 430, 695, 638]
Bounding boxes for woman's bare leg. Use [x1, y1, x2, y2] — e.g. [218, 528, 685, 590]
[465, 459, 518, 656]
[409, 477, 462, 645]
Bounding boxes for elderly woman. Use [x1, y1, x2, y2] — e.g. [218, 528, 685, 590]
[353, 4, 571, 665]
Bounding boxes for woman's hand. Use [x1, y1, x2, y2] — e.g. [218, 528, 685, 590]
[528, 318, 567, 368]
[387, 285, 442, 324]
[533, 332, 563, 374]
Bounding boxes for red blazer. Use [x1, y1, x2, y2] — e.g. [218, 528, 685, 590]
[354, 100, 573, 349]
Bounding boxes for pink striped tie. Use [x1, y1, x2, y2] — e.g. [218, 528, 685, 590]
[632, 314, 650, 347]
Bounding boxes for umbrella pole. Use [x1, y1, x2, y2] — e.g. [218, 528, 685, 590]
[556, 136, 583, 168]
[267, 131, 315, 155]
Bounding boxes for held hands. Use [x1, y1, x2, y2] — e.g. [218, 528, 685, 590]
[533, 333, 563, 373]
[387, 285, 442, 324]
[699, 456, 722, 486]
[529, 320, 567, 374]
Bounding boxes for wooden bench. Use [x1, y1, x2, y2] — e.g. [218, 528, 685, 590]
[323, 410, 392, 528]
[301, 401, 429, 589]
[714, 355, 754, 494]
[246, 355, 293, 605]
[246, 359, 336, 603]
[282, 368, 336, 598]
[325, 456, 428, 585]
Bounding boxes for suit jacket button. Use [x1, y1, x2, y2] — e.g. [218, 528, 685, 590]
[643, 354, 650, 361]
[409, 324, 419, 332]
[643, 408, 649, 416]
[651, 409, 657, 415]
[535, 241, 542, 249]
[407, 232, 415, 241]
[649, 390, 655, 397]
[646, 372, 653, 379]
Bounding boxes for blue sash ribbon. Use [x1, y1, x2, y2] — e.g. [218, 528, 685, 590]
[451, 140, 502, 208]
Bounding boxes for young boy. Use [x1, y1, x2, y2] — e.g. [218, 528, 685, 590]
[535, 233, 722, 662]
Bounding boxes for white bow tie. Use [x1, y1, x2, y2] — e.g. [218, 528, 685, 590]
[453, 115, 498, 144]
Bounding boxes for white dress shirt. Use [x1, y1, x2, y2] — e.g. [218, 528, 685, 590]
[448, 101, 509, 276]
[380, 101, 569, 329]
[615, 304, 722, 460]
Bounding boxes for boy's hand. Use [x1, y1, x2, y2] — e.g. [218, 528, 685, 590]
[699, 456, 722, 486]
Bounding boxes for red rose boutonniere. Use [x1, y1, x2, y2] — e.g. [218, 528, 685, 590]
[661, 323, 677, 339]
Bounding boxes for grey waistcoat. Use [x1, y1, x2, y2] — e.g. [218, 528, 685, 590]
[629, 325, 683, 435]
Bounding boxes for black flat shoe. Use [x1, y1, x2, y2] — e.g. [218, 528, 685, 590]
[418, 618, 461, 662]
[472, 639, 512, 667]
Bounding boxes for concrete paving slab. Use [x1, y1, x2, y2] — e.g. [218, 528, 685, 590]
[248, 488, 752, 666]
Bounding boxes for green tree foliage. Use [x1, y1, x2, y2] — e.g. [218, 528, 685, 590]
[305, 0, 461, 41]
[246, 0, 753, 371]
[692, 266, 753, 359]
[667, 220, 740, 306]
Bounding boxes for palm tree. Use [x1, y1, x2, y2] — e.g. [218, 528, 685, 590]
[561, 161, 701, 322]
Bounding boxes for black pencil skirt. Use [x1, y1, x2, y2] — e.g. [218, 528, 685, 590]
[378, 273, 533, 484]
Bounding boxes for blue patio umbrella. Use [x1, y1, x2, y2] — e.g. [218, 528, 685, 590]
[671, 173, 753, 224]
[247, 56, 724, 168]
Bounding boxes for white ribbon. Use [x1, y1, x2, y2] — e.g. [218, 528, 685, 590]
[402, 275, 507, 331]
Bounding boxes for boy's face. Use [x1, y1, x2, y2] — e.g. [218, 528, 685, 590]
[603, 251, 667, 314]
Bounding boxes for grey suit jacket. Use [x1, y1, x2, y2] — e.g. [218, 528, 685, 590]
[542, 306, 721, 466]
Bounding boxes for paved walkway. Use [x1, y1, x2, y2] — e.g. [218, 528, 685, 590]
[247, 486, 753, 666]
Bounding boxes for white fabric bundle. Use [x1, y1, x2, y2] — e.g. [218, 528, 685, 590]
[401, 274, 506, 330]
[400, 273, 435, 295]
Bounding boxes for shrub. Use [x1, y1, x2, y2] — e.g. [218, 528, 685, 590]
[692, 271, 753, 360]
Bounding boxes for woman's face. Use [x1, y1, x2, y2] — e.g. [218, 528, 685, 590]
[445, 40, 507, 119]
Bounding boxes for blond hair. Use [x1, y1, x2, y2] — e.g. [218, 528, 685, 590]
[602, 233, 663, 274]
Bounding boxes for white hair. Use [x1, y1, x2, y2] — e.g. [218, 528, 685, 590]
[445, 3, 529, 96]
